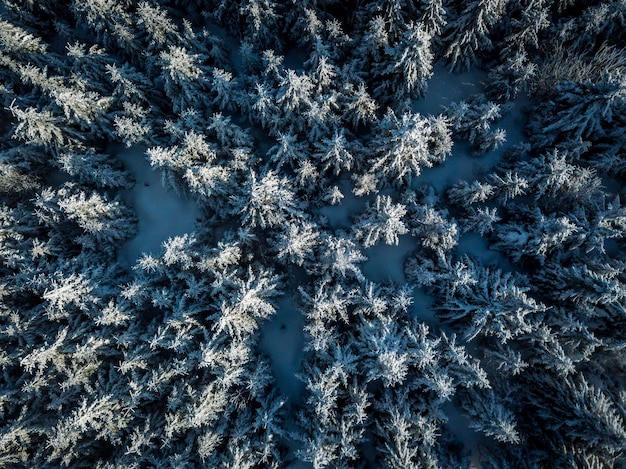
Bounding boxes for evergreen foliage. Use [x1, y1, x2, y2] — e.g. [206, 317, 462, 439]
[0, 0, 624, 467]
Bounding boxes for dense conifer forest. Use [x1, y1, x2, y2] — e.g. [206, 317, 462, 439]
[0, 0, 625, 467]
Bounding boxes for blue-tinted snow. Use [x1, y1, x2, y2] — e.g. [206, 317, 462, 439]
[316, 178, 367, 229]
[457, 232, 514, 272]
[412, 286, 438, 326]
[412, 62, 487, 116]
[259, 292, 306, 404]
[261, 291, 311, 469]
[361, 233, 417, 284]
[115, 145, 201, 268]
[47, 169, 72, 187]
[284, 47, 308, 72]
[443, 401, 486, 468]
[287, 462, 313, 469]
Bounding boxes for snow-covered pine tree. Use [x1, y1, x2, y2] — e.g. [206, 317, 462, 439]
[237, 170, 301, 229]
[158, 45, 209, 113]
[370, 110, 452, 186]
[494, 207, 583, 264]
[71, 0, 139, 54]
[136, 1, 179, 49]
[445, 97, 507, 155]
[461, 206, 501, 235]
[273, 221, 320, 267]
[407, 203, 459, 256]
[353, 194, 408, 248]
[375, 22, 434, 109]
[265, 132, 309, 171]
[33, 184, 137, 251]
[210, 68, 241, 113]
[531, 73, 626, 149]
[487, 50, 537, 100]
[10, 105, 65, 151]
[342, 82, 379, 129]
[444, 0, 509, 71]
[524, 373, 626, 466]
[461, 388, 521, 444]
[313, 128, 356, 176]
[437, 264, 546, 343]
[57, 149, 133, 189]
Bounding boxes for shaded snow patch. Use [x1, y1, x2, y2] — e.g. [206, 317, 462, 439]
[413, 62, 486, 116]
[259, 292, 306, 405]
[316, 179, 367, 230]
[115, 145, 201, 267]
[362, 233, 418, 284]
[457, 232, 514, 272]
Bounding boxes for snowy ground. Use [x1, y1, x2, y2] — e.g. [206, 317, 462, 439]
[316, 178, 367, 229]
[259, 291, 306, 405]
[362, 233, 417, 284]
[412, 62, 487, 116]
[457, 232, 513, 272]
[443, 401, 487, 469]
[114, 145, 201, 268]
